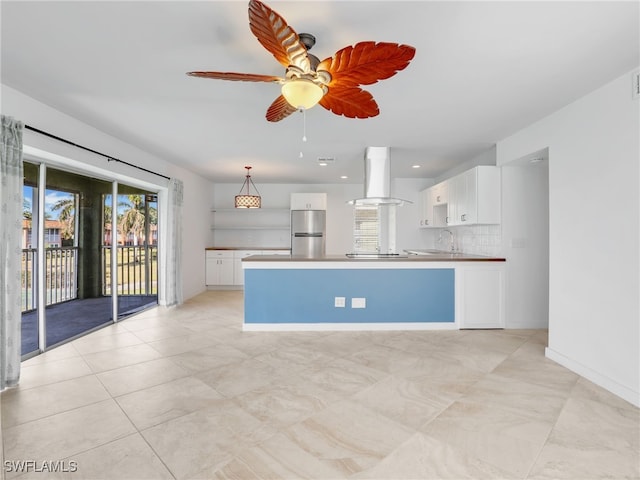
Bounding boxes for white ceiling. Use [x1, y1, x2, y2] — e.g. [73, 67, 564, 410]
[2, 1, 638, 184]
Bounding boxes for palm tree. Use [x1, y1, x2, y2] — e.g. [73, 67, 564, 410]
[118, 195, 145, 246]
[23, 198, 32, 220]
[50, 197, 75, 241]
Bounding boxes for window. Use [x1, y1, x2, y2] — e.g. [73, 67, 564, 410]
[353, 204, 398, 254]
[353, 206, 379, 253]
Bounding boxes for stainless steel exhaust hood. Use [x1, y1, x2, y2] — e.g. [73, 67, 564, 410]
[348, 146, 412, 206]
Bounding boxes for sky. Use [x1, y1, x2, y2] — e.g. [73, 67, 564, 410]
[23, 187, 143, 220]
[23, 186, 74, 220]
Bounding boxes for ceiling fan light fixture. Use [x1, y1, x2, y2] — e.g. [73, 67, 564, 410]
[281, 79, 324, 109]
[235, 166, 262, 208]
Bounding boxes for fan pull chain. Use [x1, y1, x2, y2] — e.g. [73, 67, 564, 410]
[302, 108, 307, 142]
[299, 108, 307, 158]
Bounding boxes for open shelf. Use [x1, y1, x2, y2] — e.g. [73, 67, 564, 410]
[211, 207, 291, 231]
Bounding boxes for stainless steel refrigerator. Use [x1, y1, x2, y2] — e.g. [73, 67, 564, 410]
[291, 210, 326, 257]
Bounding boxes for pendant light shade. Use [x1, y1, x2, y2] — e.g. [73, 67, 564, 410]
[281, 79, 324, 109]
[235, 166, 261, 208]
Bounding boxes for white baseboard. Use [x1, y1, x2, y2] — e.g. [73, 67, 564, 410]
[545, 347, 640, 408]
[243, 322, 458, 332]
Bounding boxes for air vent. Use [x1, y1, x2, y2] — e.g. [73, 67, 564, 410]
[633, 70, 640, 100]
[317, 157, 335, 166]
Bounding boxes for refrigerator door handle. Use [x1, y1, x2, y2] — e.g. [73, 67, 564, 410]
[293, 232, 323, 238]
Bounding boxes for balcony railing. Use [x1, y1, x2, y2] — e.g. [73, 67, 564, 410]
[102, 245, 158, 296]
[21, 245, 157, 313]
[21, 247, 78, 312]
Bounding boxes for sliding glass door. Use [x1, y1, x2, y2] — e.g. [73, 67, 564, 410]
[20, 163, 159, 358]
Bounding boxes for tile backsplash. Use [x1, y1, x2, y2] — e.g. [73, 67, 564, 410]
[431, 225, 502, 256]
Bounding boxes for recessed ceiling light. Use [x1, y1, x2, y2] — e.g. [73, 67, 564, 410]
[319, 161, 328, 166]
[340, 175, 348, 179]
[412, 164, 421, 168]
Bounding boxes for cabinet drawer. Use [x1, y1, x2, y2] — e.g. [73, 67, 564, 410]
[206, 250, 234, 259]
[233, 250, 263, 259]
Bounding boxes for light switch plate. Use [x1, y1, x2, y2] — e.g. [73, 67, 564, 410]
[351, 297, 366, 308]
[334, 297, 346, 308]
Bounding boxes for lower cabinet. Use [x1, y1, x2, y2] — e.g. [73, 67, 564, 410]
[457, 264, 505, 328]
[205, 251, 234, 286]
[207, 249, 291, 287]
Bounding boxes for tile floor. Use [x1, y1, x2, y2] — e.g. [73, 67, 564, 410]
[1, 290, 638, 479]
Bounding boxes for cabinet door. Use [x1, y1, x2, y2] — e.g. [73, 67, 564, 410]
[419, 188, 433, 227]
[219, 258, 234, 285]
[291, 193, 327, 210]
[458, 266, 505, 328]
[205, 258, 219, 285]
[460, 168, 477, 224]
[205, 250, 234, 285]
[432, 181, 448, 205]
[447, 175, 463, 226]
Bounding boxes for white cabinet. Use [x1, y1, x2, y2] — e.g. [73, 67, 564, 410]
[457, 264, 505, 328]
[291, 193, 327, 210]
[205, 250, 234, 286]
[419, 181, 449, 228]
[208, 249, 291, 287]
[419, 188, 433, 227]
[431, 181, 448, 206]
[447, 166, 500, 226]
[233, 250, 262, 286]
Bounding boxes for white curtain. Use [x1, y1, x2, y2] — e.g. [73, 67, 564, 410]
[1, 115, 24, 391]
[164, 178, 183, 306]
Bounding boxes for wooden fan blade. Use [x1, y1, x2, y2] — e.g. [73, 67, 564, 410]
[266, 95, 298, 122]
[248, 0, 310, 72]
[317, 42, 416, 88]
[319, 87, 379, 119]
[187, 71, 284, 83]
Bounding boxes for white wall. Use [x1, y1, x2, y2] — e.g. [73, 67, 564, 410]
[497, 70, 640, 406]
[211, 179, 431, 254]
[501, 158, 549, 328]
[2, 84, 214, 302]
[434, 145, 497, 184]
[212, 182, 361, 254]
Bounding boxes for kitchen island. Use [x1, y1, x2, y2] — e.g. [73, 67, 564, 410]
[242, 252, 506, 331]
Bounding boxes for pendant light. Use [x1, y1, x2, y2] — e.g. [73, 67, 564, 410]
[235, 166, 261, 208]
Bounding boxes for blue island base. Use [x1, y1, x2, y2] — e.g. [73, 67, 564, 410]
[244, 268, 455, 330]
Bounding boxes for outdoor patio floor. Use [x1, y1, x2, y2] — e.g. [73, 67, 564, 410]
[21, 295, 157, 356]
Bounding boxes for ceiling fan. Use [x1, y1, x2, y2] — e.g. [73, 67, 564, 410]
[187, 0, 416, 122]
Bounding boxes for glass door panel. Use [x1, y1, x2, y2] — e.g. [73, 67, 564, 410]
[21, 162, 40, 357]
[44, 167, 113, 347]
[114, 184, 158, 318]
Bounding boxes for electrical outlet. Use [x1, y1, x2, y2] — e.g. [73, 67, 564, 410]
[351, 297, 366, 308]
[334, 297, 346, 308]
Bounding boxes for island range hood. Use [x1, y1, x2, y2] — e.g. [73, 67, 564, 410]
[348, 146, 412, 206]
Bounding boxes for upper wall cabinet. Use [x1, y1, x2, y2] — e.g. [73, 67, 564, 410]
[291, 193, 327, 210]
[431, 181, 448, 206]
[447, 166, 501, 226]
[419, 188, 433, 227]
[420, 166, 501, 228]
